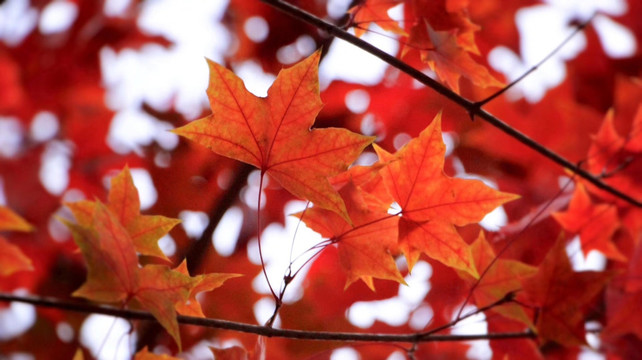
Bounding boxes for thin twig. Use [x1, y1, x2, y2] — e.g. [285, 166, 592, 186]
[474, 13, 596, 107]
[0, 293, 535, 343]
[260, 0, 641, 208]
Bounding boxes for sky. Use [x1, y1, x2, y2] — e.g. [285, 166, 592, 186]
[0, 0, 636, 359]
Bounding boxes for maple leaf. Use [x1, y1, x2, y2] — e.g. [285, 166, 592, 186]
[172, 51, 374, 222]
[404, 21, 503, 93]
[173, 260, 241, 317]
[520, 238, 614, 346]
[299, 181, 405, 289]
[348, 0, 407, 38]
[553, 182, 625, 261]
[0, 205, 34, 276]
[66, 166, 180, 260]
[375, 113, 518, 275]
[64, 200, 237, 349]
[460, 232, 537, 327]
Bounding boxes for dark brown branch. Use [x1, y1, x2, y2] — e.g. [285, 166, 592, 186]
[0, 293, 535, 343]
[260, 0, 642, 208]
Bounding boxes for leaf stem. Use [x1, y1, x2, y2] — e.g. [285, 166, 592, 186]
[260, 0, 641, 208]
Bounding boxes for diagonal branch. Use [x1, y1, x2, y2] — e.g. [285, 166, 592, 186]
[260, 0, 641, 208]
[0, 292, 534, 343]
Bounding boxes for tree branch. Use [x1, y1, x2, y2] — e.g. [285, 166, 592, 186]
[260, 0, 642, 208]
[0, 293, 534, 343]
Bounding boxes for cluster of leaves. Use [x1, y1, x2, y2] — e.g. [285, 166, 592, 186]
[1, 0, 641, 359]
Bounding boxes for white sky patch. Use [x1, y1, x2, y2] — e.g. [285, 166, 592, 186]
[100, 0, 231, 118]
[39, 140, 72, 195]
[244, 16, 269, 43]
[80, 314, 135, 360]
[345, 89, 370, 114]
[107, 108, 158, 154]
[249, 201, 325, 305]
[489, 0, 634, 103]
[55, 321, 74, 343]
[129, 168, 157, 210]
[39, 0, 77, 34]
[179, 210, 209, 239]
[0, 0, 38, 46]
[0, 117, 23, 158]
[0, 291, 36, 341]
[348, 261, 432, 328]
[253, 297, 278, 327]
[103, 0, 131, 17]
[233, 61, 276, 97]
[158, 234, 176, 257]
[450, 305, 491, 360]
[320, 24, 399, 87]
[565, 236, 607, 272]
[593, 14, 637, 58]
[330, 347, 360, 360]
[326, 0, 351, 19]
[30, 111, 59, 142]
[212, 206, 243, 256]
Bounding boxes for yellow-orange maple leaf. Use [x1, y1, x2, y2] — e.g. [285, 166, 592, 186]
[0, 205, 33, 276]
[64, 194, 238, 350]
[459, 232, 537, 327]
[375, 113, 518, 275]
[66, 166, 179, 260]
[172, 51, 374, 223]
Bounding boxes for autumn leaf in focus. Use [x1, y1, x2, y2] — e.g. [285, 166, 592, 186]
[299, 180, 405, 289]
[553, 182, 625, 261]
[459, 232, 537, 327]
[0, 205, 34, 276]
[375, 113, 517, 275]
[172, 51, 374, 222]
[520, 238, 613, 346]
[63, 168, 239, 349]
[67, 166, 180, 260]
[348, 0, 407, 38]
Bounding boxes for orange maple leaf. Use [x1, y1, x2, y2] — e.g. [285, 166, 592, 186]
[460, 232, 537, 327]
[520, 238, 613, 346]
[404, 21, 503, 93]
[375, 113, 517, 275]
[0, 205, 34, 276]
[553, 182, 625, 261]
[172, 51, 374, 223]
[66, 166, 179, 260]
[348, 0, 407, 38]
[64, 198, 238, 349]
[299, 180, 405, 289]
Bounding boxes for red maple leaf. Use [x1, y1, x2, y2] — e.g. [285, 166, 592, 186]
[520, 238, 613, 346]
[553, 182, 625, 261]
